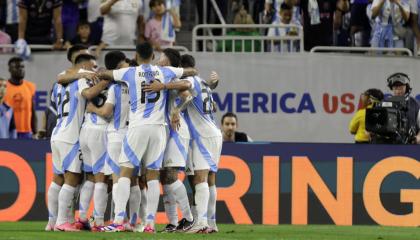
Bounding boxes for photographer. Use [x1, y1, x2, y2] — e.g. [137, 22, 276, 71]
[368, 73, 420, 144]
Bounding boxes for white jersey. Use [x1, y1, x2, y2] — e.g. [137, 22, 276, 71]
[83, 85, 109, 127]
[166, 89, 190, 139]
[106, 82, 130, 132]
[112, 64, 184, 128]
[184, 76, 222, 139]
[51, 79, 90, 144]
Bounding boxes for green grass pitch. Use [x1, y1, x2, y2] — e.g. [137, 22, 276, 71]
[0, 222, 418, 240]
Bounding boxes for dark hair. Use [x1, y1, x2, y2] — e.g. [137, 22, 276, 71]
[67, 44, 88, 62]
[162, 48, 181, 67]
[221, 112, 238, 124]
[77, 20, 90, 30]
[364, 88, 384, 101]
[280, 2, 292, 11]
[136, 42, 154, 60]
[105, 51, 127, 70]
[126, 58, 138, 67]
[181, 54, 195, 68]
[8, 57, 23, 66]
[149, 0, 165, 8]
[74, 54, 96, 65]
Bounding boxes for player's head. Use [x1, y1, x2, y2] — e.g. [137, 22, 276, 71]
[135, 42, 154, 62]
[75, 54, 98, 72]
[280, 3, 292, 24]
[67, 44, 89, 64]
[0, 77, 6, 101]
[181, 54, 195, 68]
[158, 48, 181, 67]
[150, 0, 166, 15]
[221, 112, 238, 138]
[76, 20, 91, 40]
[387, 72, 411, 97]
[105, 51, 129, 70]
[8, 57, 25, 80]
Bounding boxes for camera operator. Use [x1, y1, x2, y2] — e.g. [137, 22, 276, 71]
[369, 73, 420, 144]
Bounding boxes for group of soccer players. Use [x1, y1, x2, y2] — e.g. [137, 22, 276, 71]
[45, 42, 222, 234]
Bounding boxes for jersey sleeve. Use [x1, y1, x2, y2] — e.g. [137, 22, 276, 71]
[77, 79, 91, 95]
[159, 66, 184, 83]
[113, 67, 135, 83]
[105, 84, 116, 106]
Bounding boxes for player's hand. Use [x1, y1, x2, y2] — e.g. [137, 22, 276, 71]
[208, 71, 219, 84]
[144, 80, 165, 92]
[170, 110, 181, 131]
[79, 72, 99, 83]
[52, 39, 63, 50]
[86, 102, 96, 113]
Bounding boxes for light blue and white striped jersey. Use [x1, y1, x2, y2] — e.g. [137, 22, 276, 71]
[166, 89, 190, 139]
[105, 82, 130, 132]
[51, 79, 90, 144]
[0, 103, 17, 139]
[184, 76, 221, 138]
[6, 0, 19, 25]
[83, 88, 109, 127]
[112, 64, 184, 127]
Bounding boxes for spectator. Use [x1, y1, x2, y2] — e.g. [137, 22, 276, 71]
[221, 112, 252, 142]
[300, 0, 349, 51]
[95, 0, 143, 56]
[259, 0, 276, 28]
[349, 0, 371, 46]
[0, 77, 17, 139]
[267, 2, 301, 52]
[62, 0, 80, 42]
[233, 4, 255, 32]
[5, 0, 19, 43]
[37, 84, 58, 139]
[370, 0, 410, 48]
[18, 0, 63, 48]
[3, 57, 37, 139]
[87, 0, 104, 45]
[409, 0, 420, 53]
[64, 20, 96, 48]
[145, 0, 181, 50]
[0, 28, 12, 53]
[349, 88, 384, 143]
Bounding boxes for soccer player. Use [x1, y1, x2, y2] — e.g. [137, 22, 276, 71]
[98, 42, 197, 232]
[157, 48, 194, 232]
[85, 51, 140, 231]
[175, 54, 222, 233]
[49, 54, 111, 231]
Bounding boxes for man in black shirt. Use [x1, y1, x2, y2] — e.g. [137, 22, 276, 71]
[221, 112, 252, 142]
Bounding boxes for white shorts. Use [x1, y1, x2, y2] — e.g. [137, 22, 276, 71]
[105, 129, 127, 176]
[79, 126, 108, 174]
[119, 125, 167, 174]
[163, 131, 190, 168]
[188, 135, 223, 174]
[51, 140, 82, 174]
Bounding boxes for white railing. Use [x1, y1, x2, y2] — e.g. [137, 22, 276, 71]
[310, 46, 413, 56]
[192, 24, 304, 53]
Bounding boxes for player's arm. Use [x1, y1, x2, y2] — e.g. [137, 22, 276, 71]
[86, 102, 114, 119]
[57, 69, 98, 85]
[170, 91, 193, 131]
[182, 67, 198, 77]
[81, 80, 110, 100]
[205, 71, 220, 90]
[143, 79, 191, 93]
[97, 70, 116, 81]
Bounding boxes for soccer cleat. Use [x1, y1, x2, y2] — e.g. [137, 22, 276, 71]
[54, 222, 81, 232]
[123, 222, 134, 232]
[100, 223, 126, 232]
[176, 218, 194, 232]
[160, 224, 177, 233]
[133, 223, 146, 233]
[44, 223, 54, 231]
[206, 226, 219, 234]
[73, 218, 91, 230]
[143, 225, 156, 233]
[90, 225, 104, 232]
[184, 222, 208, 234]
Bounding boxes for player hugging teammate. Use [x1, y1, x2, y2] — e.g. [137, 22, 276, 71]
[45, 43, 223, 234]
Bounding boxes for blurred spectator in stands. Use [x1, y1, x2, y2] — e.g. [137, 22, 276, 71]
[233, 4, 255, 32]
[4, 57, 37, 139]
[37, 84, 58, 139]
[62, 0, 80, 42]
[349, 88, 384, 143]
[0, 77, 17, 139]
[369, 0, 409, 48]
[267, 3, 301, 52]
[87, 0, 103, 45]
[300, 0, 349, 51]
[0, 27, 12, 53]
[95, 0, 143, 56]
[18, 0, 63, 49]
[349, 0, 371, 46]
[259, 0, 276, 27]
[222, 112, 252, 142]
[4, 0, 19, 43]
[145, 0, 181, 51]
[64, 20, 95, 48]
[408, 0, 420, 52]
[334, 6, 351, 46]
